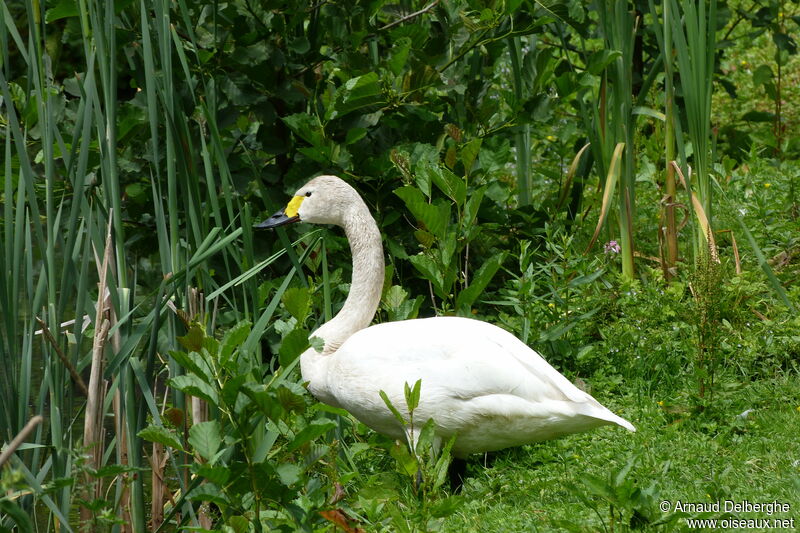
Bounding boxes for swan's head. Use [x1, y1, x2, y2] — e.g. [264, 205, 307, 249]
[255, 175, 363, 229]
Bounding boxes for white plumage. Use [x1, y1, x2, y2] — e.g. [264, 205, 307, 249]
[258, 175, 634, 458]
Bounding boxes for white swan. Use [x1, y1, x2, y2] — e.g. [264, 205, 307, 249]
[257, 175, 634, 459]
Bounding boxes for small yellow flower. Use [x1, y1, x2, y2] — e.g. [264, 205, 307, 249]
[657, 400, 664, 406]
[740, 60, 747, 66]
[548, 302, 555, 308]
[546, 135, 557, 142]
[796, 405, 800, 412]
[764, 183, 771, 188]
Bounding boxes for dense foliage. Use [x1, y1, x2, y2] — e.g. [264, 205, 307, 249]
[1, 0, 798, 531]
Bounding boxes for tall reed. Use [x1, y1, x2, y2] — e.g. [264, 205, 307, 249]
[668, 0, 718, 256]
[0, 1, 264, 528]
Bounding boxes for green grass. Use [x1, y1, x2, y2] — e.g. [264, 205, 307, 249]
[441, 376, 800, 531]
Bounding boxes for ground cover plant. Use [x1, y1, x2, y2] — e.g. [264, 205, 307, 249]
[1, 0, 799, 531]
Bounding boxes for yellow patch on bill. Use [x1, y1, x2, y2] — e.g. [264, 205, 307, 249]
[285, 195, 304, 218]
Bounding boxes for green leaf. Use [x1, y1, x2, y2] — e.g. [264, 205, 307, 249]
[282, 287, 310, 323]
[404, 379, 422, 411]
[325, 72, 383, 120]
[226, 516, 250, 533]
[741, 110, 775, 123]
[456, 252, 505, 313]
[45, 0, 79, 22]
[288, 36, 310, 54]
[462, 185, 486, 230]
[567, 268, 605, 287]
[170, 374, 219, 406]
[380, 390, 407, 426]
[461, 138, 482, 175]
[394, 186, 450, 239]
[188, 421, 222, 463]
[177, 324, 205, 352]
[168, 350, 209, 381]
[389, 440, 417, 476]
[186, 484, 229, 506]
[282, 113, 321, 144]
[193, 463, 231, 485]
[221, 374, 248, 409]
[287, 419, 336, 452]
[276, 463, 302, 486]
[388, 37, 412, 75]
[586, 49, 622, 75]
[0, 500, 33, 532]
[279, 328, 310, 367]
[219, 321, 251, 367]
[752, 64, 773, 86]
[426, 163, 467, 206]
[345, 127, 368, 144]
[138, 425, 185, 452]
[408, 254, 446, 297]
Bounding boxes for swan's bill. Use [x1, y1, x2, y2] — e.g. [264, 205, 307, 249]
[254, 196, 303, 228]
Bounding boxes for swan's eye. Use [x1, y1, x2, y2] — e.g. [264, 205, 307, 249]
[305, 191, 312, 197]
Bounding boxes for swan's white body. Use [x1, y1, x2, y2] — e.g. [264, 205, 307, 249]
[261, 175, 634, 458]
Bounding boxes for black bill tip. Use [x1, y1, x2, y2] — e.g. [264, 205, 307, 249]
[254, 209, 300, 229]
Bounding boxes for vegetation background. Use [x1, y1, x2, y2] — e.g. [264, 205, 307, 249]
[1, 0, 799, 531]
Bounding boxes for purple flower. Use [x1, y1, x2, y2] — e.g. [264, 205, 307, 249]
[604, 240, 621, 254]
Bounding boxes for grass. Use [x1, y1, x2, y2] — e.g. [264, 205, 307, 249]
[441, 375, 800, 531]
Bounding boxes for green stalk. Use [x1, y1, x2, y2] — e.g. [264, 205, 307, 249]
[663, 0, 679, 275]
[507, 36, 532, 207]
[669, 0, 717, 254]
[596, 0, 637, 279]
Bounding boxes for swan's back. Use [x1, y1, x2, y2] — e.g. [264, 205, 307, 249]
[324, 316, 634, 456]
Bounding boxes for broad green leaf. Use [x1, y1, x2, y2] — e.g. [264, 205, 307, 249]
[287, 419, 337, 452]
[426, 164, 467, 206]
[404, 379, 422, 411]
[226, 516, 250, 533]
[186, 484, 229, 506]
[408, 254, 446, 297]
[414, 417, 436, 455]
[456, 252, 506, 313]
[282, 113, 321, 144]
[279, 328, 310, 367]
[325, 72, 382, 120]
[188, 421, 222, 463]
[168, 350, 209, 381]
[170, 374, 219, 406]
[380, 390, 407, 426]
[388, 37, 412, 75]
[138, 425, 185, 452]
[462, 185, 487, 229]
[586, 49, 622, 75]
[0, 500, 33, 532]
[389, 441, 417, 476]
[345, 127, 368, 144]
[282, 287, 310, 323]
[394, 186, 450, 239]
[461, 138, 482, 175]
[45, 0, 79, 22]
[276, 463, 302, 486]
[193, 463, 231, 485]
[177, 324, 205, 352]
[752, 64, 773, 86]
[741, 110, 774, 123]
[219, 321, 251, 366]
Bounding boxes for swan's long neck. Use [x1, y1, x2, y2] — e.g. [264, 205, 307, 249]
[314, 201, 384, 354]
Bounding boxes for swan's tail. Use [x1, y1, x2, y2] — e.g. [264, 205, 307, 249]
[587, 405, 636, 432]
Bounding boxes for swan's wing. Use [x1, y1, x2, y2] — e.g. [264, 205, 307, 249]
[334, 317, 634, 431]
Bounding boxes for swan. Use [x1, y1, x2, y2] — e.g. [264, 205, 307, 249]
[256, 175, 634, 464]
